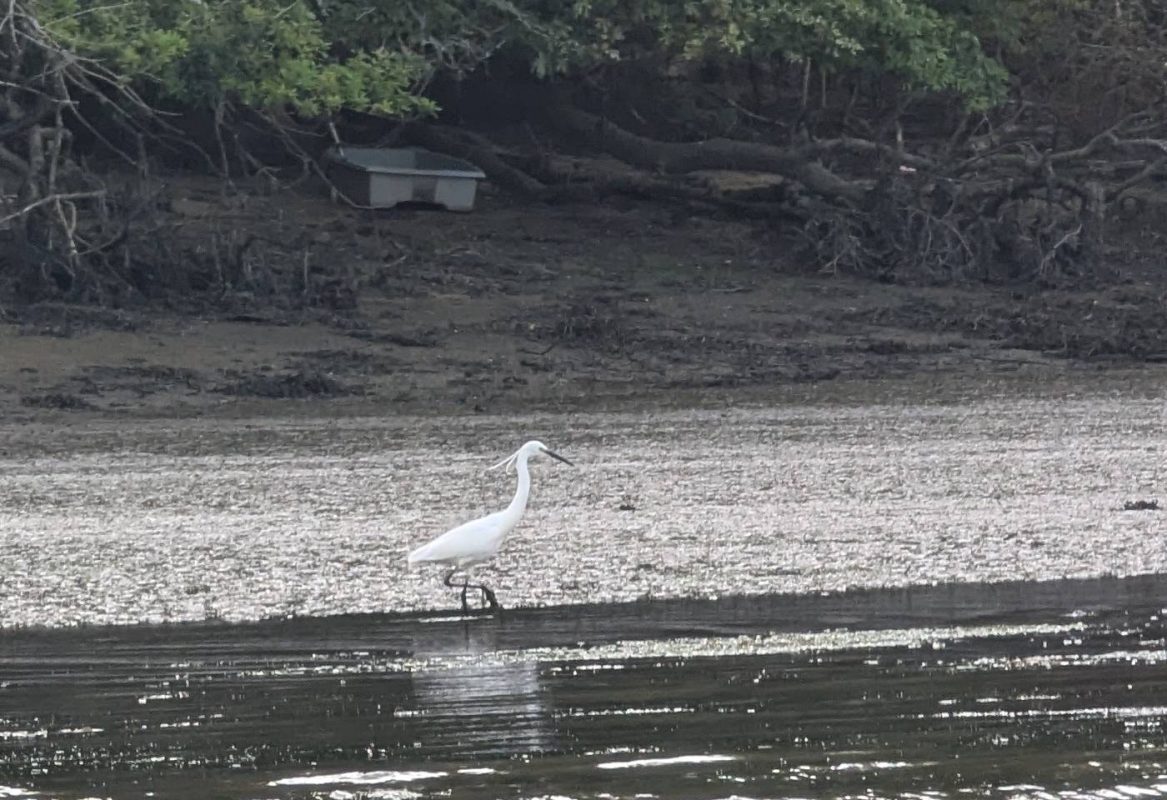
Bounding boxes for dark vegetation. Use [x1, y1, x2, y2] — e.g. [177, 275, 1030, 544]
[215, 369, 363, 399]
[1, 0, 1166, 310]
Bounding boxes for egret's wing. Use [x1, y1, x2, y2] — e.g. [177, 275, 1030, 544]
[407, 511, 506, 564]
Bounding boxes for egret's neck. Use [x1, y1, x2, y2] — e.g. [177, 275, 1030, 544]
[505, 451, 532, 519]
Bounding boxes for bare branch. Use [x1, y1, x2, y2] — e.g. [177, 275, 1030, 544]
[0, 189, 104, 226]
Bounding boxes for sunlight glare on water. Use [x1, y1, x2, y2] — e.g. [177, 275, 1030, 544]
[1, 580, 1166, 800]
[267, 770, 449, 785]
[1, 374, 1166, 627]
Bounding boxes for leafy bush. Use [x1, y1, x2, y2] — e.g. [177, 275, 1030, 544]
[516, 0, 1009, 109]
[30, 0, 1010, 117]
[32, 0, 434, 116]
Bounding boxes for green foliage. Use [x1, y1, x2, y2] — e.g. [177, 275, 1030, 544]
[31, 0, 1012, 116]
[33, 0, 433, 117]
[524, 0, 1009, 108]
[924, 0, 1040, 49]
[313, 0, 526, 69]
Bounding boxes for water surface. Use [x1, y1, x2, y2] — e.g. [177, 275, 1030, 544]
[1, 576, 1165, 799]
[1, 374, 1165, 626]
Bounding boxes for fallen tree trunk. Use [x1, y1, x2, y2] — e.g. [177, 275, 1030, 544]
[403, 123, 547, 198]
[497, 89, 1167, 283]
[547, 105, 869, 206]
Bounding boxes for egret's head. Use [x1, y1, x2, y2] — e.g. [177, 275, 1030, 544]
[489, 440, 574, 472]
[527, 440, 573, 465]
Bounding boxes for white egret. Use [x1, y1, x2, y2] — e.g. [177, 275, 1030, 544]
[407, 440, 574, 612]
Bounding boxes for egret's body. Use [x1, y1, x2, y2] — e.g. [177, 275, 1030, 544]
[408, 440, 572, 612]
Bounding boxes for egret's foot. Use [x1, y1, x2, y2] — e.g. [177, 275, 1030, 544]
[481, 585, 500, 612]
[460, 583, 471, 613]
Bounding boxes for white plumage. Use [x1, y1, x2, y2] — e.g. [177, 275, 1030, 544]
[408, 439, 573, 612]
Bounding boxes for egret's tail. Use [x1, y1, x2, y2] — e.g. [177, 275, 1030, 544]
[407, 540, 436, 566]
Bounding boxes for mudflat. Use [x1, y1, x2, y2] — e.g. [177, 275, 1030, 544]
[3, 179, 1166, 422]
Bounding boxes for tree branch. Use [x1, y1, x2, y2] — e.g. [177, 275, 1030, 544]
[0, 188, 105, 225]
[548, 104, 867, 206]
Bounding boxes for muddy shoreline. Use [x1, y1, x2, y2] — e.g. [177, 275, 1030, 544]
[3, 185, 1167, 423]
[3, 387, 1165, 628]
[2, 571, 1160, 645]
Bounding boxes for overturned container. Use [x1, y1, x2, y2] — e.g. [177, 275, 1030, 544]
[325, 146, 487, 212]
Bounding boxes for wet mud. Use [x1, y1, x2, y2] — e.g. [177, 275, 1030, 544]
[1, 375, 1166, 627]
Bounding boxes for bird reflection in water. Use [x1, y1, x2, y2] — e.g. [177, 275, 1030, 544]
[406, 623, 554, 756]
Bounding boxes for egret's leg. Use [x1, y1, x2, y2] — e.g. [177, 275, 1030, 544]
[442, 569, 471, 613]
[450, 567, 499, 614]
[480, 585, 500, 611]
[460, 570, 475, 612]
[463, 578, 499, 612]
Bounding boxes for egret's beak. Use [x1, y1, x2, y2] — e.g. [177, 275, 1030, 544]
[543, 448, 574, 466]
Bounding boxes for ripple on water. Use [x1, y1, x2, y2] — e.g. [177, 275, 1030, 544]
[162, 622, 1084, 681]
[997, 784, 1167, 800]
[595, 754, 737, 770]
[267, 769, 448, 786]
[0, 598, 1165, 800]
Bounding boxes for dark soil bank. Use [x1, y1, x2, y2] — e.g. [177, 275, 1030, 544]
[3, 177, 1167, 421]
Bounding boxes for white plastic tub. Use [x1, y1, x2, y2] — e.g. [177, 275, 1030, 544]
[325, 146, 486, 212]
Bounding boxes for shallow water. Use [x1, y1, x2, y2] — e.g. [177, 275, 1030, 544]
[1, 576, 1166, 799]
[1, 373, 1165, 626]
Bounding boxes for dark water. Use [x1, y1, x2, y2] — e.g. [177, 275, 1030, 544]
[2, 574, 1166, 799]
